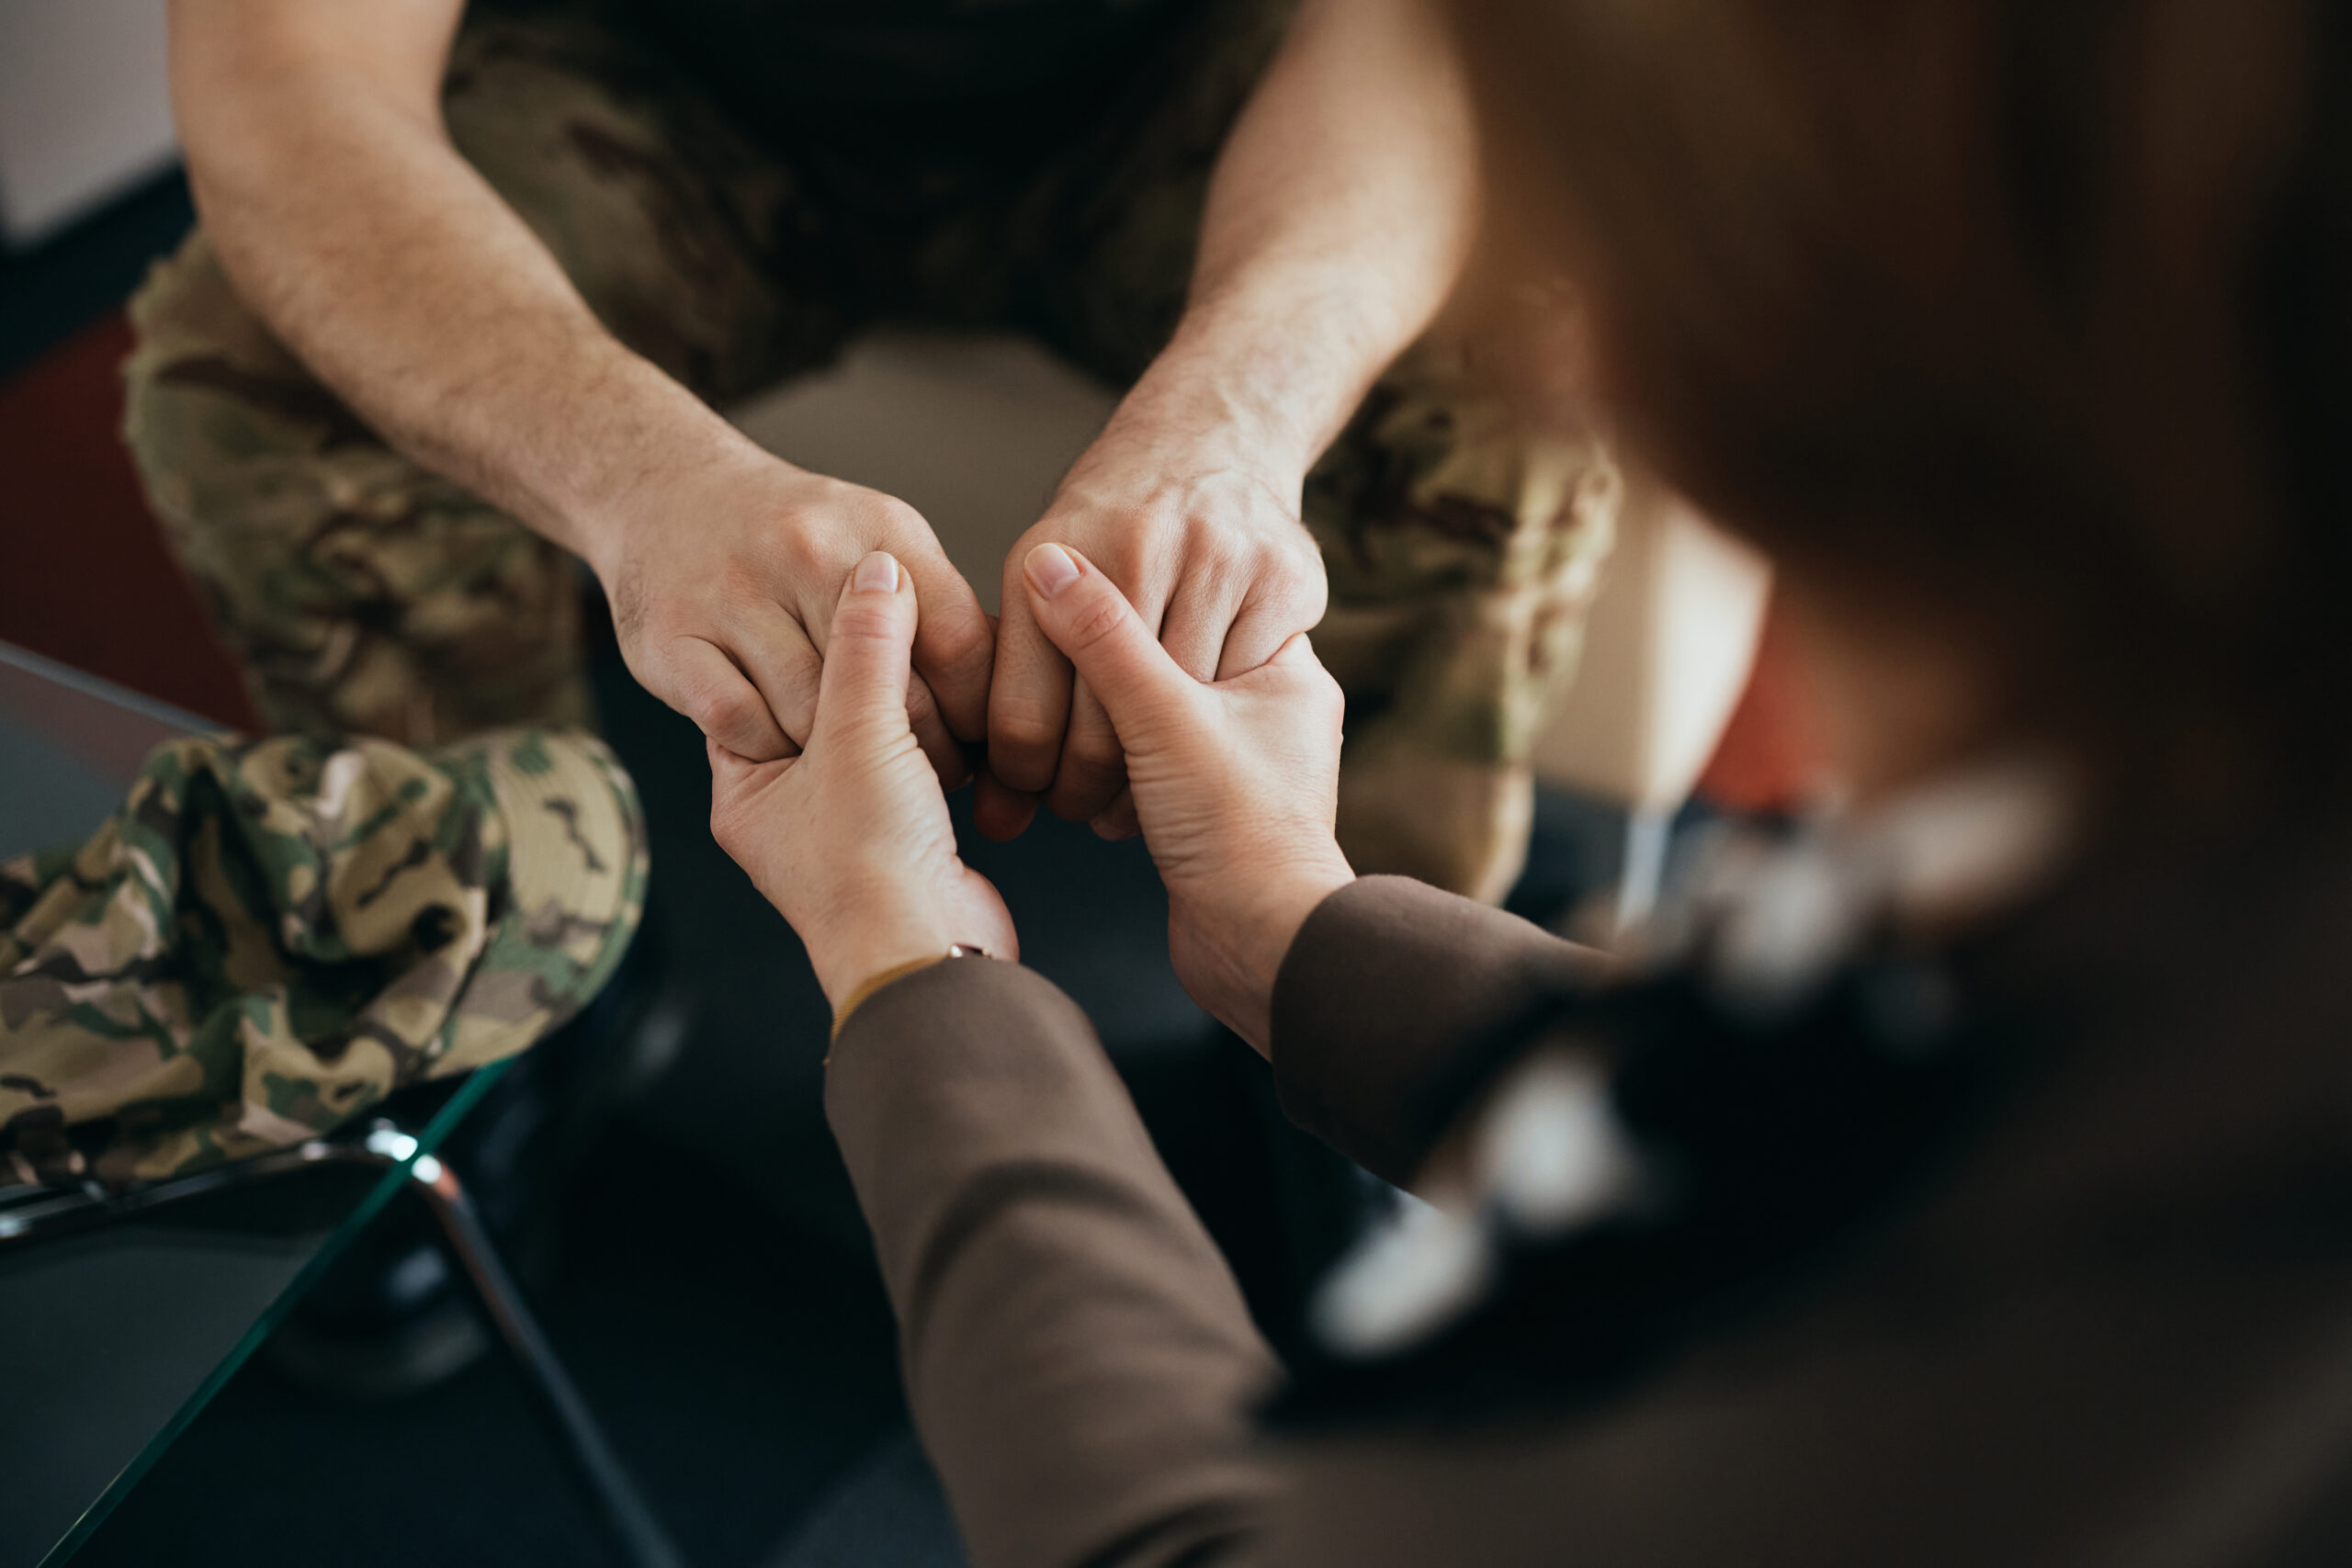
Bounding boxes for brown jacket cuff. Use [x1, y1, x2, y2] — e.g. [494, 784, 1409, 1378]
[1269, 876, 1605, 1186]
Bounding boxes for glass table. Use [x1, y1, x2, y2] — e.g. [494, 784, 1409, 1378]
[0, 641, 674, 1568]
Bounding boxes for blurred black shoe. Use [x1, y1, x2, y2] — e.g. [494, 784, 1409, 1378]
[264, 914, 693, 1400]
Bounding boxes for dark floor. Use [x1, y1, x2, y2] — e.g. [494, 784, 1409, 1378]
[74, 1141, 909, 1568]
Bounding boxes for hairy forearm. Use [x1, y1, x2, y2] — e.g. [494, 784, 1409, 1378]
[175, 40, 759, 570]
[1117, 0, 1477, 475]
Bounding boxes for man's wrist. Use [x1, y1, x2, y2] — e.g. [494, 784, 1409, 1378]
[1104, 303, 1359, 484]
[1085, 383, 1311, 498]
[1127, 278, 1406, 476]
[543, 369, 776, 579]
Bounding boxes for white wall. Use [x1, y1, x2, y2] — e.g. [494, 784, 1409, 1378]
[0, 0, 177, 246]
[733, 332, 1118, 614]
[1530, 478, 1770, 813]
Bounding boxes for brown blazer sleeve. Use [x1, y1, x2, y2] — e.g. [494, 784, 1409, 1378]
[825, 955, 1283, 1568]
[1269, 875, 1608, 1187]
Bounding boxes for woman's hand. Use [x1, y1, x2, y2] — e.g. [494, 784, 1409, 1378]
[708, 551, 1017, 1020]
[1020, 542, 1354, 1054]
[984, 439, 1326, 839]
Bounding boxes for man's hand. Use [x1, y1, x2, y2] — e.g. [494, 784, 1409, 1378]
[594, 446, 996, 784]
[986, 422, 1327, 838]
[983, 0, 1480, 839]
[708, 551, 1017, 1015]
[168, 0, 997, 782]
[1018, 541, 1353, 1054]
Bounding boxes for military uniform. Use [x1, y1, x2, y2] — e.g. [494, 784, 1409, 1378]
[120, 0, 1618, 902]
[0, 728, 645, 1187]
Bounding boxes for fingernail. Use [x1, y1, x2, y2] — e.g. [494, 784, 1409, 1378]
[1024, 543, 1080, 598]
[854, 551, 899, 593]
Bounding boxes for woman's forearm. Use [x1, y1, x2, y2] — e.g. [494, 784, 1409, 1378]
[1270, 877, 1612, 1186]
[826, 959, 1283, 1568]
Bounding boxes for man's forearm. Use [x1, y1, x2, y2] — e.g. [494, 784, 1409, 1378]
[175, 20, 760, 572]
[1116, 0, 1478, 476]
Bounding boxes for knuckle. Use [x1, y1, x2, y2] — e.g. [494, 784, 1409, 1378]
[995, 758, 1058, 794]
[1105, 538, 1164, 591]
[1301, 563, 1332, 617]
[1065, 723, 1123, 774]
[928, 602, 995, 667]
[1041, 481, 1124, 531]
[993, 706, 1061, 756]
[1001, 547, 1037, 597]
[1257, 527, 1317, 578]
[1204, 521, 1253, 564]
[1281, 533, 1329, 582]
[696, 689, 762, 739]
[1182, 548, 1239, 605]
[675, 665, 760, 739]
[864, 493, 928, 541]
[772, 523, 829, 583]
[775, 671, 822, 725]
[1013, 510, 1068, 552]
[1255, 563, 1328, 630]
[630, 593, 690, 644]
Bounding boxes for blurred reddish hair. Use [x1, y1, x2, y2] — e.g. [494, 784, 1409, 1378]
[1449, 0, 2352, 815]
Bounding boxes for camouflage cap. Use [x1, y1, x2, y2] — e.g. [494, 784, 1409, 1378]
[0, 728, 647, 1188]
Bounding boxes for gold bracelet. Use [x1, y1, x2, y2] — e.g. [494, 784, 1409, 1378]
[827, 943, 994, 1055]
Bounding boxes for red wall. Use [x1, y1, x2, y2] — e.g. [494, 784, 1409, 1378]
[0, 313, 258, 728]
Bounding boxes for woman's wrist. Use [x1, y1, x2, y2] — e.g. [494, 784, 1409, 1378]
[1176, 852, 1355, 1057]
[828, 951, 953, 1043]
[809, 921, 964, 1018]
[1243, 852, 1358, 1000]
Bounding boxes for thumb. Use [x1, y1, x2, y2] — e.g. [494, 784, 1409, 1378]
[1021, 543, 1196, 739]
[811, 551, 918, 748]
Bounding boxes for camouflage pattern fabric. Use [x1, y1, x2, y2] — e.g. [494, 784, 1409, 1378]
[1306, 346, 1620, 901]
[0, 729, 646, 1188]
[120, 0, 1617, 901]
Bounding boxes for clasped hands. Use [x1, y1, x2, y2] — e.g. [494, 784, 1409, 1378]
[597, 419, 1327, 843]
[707, 541, 1355, 1055]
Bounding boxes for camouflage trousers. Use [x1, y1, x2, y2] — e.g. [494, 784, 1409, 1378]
[121, 3, 1618, 901]
[0, 728, 646, 1188]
